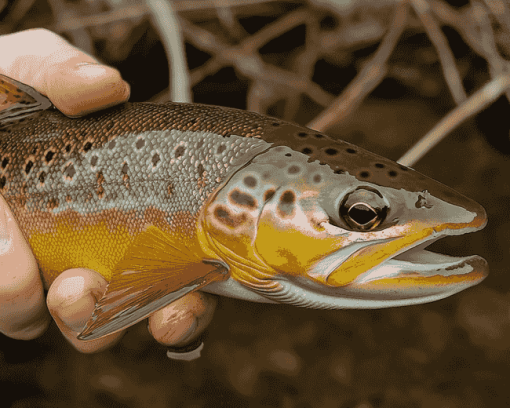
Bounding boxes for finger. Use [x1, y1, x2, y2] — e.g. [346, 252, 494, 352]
[148, 291, 217, 347]
[0, 28, 130, 117]
[46, 268, 123, 353]
[0, 196, 50, 339]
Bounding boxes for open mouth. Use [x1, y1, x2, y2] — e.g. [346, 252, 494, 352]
[345, 232, 488, 300]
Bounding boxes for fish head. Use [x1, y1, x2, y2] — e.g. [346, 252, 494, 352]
[202, 131, 487, 309]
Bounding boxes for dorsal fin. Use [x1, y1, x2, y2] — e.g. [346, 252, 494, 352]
[0, 74, 52, 129]
[78, 226, 229, 340]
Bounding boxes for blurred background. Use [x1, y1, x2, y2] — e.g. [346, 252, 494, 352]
[1, 0, 510, 407]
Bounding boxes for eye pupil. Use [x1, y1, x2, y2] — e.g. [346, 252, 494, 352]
[348, 204, 377, 225]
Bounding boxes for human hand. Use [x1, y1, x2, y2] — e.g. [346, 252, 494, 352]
[0, 29, 217, 353]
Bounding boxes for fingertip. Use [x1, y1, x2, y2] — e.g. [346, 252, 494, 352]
[0, 197, 50, 340]
[46, 62, 130, 117]
[148, 292, 217, 347]
[47, 268, 123, 353]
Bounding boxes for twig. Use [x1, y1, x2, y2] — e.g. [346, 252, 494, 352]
[411, 0, 467, 104]
[146, 0, 191, 103]
[307, 0, 408, 131]
[398, 74, 510, 167]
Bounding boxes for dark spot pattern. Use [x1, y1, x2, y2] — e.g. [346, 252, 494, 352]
[214, 206, 247, 228]
[122, 163, 129, 175]
[64, 163, 76, 179]
[278, 190, 296, 217]
[375, 163, 385, 169]
[297, 132, 307, 138]
[313, 174, 322, 183]
[359, 171, 370, 179]
[264, 189, 275, 202]
[325, 148, 337, 155]
[25, 161, 33, 174]
[91, 156, 98, 166]
[196, 140, 204, 149]
[38, 171, 46, 183]
[0, 176, 5, 189]
[285, 153, 292, 157]
[229, 189, 257, 209]
[175, 146, 185, 158]
[45, 151, 54, 163]
[83, 142, 93, 152]
[152, 153, 160, 167]
[2, 157, 9, 169]
[346, 148, 356, 154]
[302, 148, 312, 154]
[314, 134, 323, 139]
[389, 170, 398, 178]
[288, 165, 300, 174]
[217, 145, 226, 154]
[197, 164, 205, 176]
[65, 144, 71, 153]
[243, 176, 257, 188]
[136, 139, 145, 149]
[108, 140, 116, 149]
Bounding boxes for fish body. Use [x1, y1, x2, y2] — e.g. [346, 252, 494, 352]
[0, 75, 487, 340]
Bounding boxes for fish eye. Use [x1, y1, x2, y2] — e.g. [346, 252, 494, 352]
[339, 188, 388, 231]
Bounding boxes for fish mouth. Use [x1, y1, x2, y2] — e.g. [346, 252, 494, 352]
[334, 229, 488, 303]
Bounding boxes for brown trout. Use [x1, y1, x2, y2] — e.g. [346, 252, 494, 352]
[0, 75, 487, 340]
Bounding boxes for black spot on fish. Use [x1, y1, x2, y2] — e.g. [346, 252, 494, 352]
[272, 122, 280, 127]
[301, 147, 312, 154]
[264, 189, 275, 202]
[65, 144, 71, 153]
[39, 171, 46, 184]
[152, 153, 160, 167]
[91, 155, 98, 166]
[222, 132, 231, 138]
[0, 176, 5, 190]
[136, 139, 145, 149]
[314, 133, 323, 139]
[196, 140, 204, 149]
[359, 171, 370, 179]
[25, 161, 33, 175]
[175, 146, 185, 158]
[31, 147, 37, 155]
[122, 163, 129, 174]
[217, 145, 226, 154]
[346, 148, 356, 154]
[214, 206, 247, 228]
[262, 172, 271, 180]
[108, 140, 116, 149]
[313, 174, 322, 183]
[285, 153, 292, 157]
[229, 189, 257, 209]
[325, 148, 337, 156]
[197, 163, 205, 176]
[388, 170, 397, 178]
[281, 191, 295, 204]
[297, 132, 307, 138]
[278, 191, 296, 217]
[83, 142, 93, 152]
[45, 151, 54, 163]
[243, 176, 257, 188]
[334, 168, 345, 174]
[375, 163, 385, 169]
[399, 164, 409, 171]
[288, 165, 300, 174]
[64, 163, 76, 179]
[2, 157, 9, 169]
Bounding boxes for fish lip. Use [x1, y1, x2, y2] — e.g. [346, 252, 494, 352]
[348, 225, 489, 297]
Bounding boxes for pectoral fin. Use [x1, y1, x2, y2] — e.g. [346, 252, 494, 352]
[78, 226, 228, 340]
[0, 75, 52, 129]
